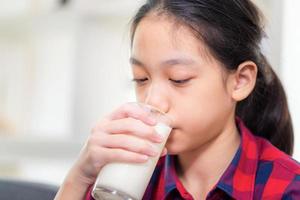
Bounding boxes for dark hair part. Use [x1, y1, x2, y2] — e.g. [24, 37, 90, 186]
[130, 0, 294, 155]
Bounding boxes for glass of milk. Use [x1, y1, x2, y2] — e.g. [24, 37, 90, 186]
[92, 103, 172, 200]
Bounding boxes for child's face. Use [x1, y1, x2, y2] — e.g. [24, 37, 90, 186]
[130, 15, 236, 154]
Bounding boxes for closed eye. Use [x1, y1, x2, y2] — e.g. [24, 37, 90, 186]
[170, 79, 191, 84]
[132, 78, 148, 83]
[132, 78, 191, 85]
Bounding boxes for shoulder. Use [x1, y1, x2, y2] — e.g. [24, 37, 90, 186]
[282, 174, 300, 199]
[255, 136, 300, 198]
[255, 136, 300, 174]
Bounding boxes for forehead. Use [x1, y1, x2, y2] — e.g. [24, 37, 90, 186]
[131, 14, 213, 65]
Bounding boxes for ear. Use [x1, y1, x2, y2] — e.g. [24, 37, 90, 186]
[229, 61, 258, 101]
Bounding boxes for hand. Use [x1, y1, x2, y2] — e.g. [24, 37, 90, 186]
[55, 102, 167, 200]
[74, 102, 166, 185]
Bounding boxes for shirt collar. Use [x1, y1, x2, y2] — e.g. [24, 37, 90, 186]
[164, 155, 193, 199]
[163, 118, 259, 199]
[216, 118, 259, 199]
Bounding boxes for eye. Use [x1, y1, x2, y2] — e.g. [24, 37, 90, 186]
[132, 78, 148, 84]
[169, 78, 191, 84]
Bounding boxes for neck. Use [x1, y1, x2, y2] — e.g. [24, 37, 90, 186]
[176, 116, 240, 199]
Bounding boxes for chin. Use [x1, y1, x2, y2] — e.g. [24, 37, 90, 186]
[165, 128, 184, 154]
[165, 141, 184, 155]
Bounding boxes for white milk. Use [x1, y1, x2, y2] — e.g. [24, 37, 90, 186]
[92, 122, 172, 200]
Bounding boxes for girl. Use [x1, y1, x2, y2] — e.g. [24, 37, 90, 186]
[55, 0, 300, 199]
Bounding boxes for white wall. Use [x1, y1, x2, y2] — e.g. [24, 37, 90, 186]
[0, 1, 138, 185]
[27, 11, 77, 138]
[281, 0, 300, 160]
[72, 16, 133, 139]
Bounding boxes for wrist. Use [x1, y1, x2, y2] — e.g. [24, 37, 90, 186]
[67, 165, 96, 189]
[54, 170, 93, 200]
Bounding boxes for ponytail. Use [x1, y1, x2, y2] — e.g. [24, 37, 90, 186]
[236, 54, 294, 155]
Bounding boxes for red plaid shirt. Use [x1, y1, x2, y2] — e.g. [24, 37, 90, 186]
[86, 119, 300, 199]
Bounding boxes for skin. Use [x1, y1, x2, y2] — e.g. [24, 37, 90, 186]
[55, 13, 257, 200]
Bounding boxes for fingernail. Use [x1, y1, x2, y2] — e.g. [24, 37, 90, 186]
[140, 155, 149, 161]
[150, 120, 157, 126]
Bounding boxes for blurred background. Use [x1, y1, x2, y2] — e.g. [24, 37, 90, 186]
[0, 0, 299, 186]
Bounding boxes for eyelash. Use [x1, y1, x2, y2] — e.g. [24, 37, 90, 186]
[132, 78, 190, 85]
[132, 78, 148, 83]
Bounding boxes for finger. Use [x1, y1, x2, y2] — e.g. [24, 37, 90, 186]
[103, 148, 150, 164]
[100, 118, 163, 143]
[85, 147, 149, 176]
[101, 134, 160, 157]
[107, 102, 157, 126]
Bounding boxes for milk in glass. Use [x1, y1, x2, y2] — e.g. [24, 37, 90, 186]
[92, 105, 172, 200]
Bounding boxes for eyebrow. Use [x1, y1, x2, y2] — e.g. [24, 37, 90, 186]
[129, 56, 197, 69]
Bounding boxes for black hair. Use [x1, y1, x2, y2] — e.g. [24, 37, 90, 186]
[130, 0, 294, 155]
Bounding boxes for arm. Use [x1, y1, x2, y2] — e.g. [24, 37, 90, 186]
[54, 163, 94, 200]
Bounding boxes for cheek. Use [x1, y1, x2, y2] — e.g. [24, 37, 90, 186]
[135, 87, 148, 102]
[135, 88, 142, 101]
[182, 79, 231, 118]
[199, 84, 232, 114]
[150, 75, 233, 153]
[167, 88, 233, 154]
[174, 77, 233, 137]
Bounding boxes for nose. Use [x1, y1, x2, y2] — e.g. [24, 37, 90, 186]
[144, 83, 170, 114]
